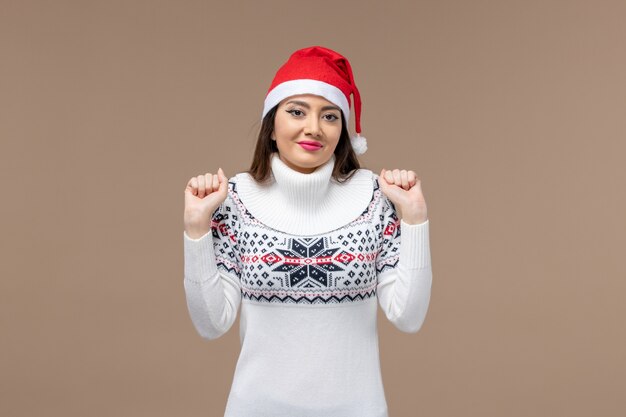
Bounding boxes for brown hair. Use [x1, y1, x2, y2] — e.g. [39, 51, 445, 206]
[245, 105, 365, 184]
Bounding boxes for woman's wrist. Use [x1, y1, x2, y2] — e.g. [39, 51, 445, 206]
[185, 226, 210, 239]
[184, 217, 211, 239]
[401, 216, 428, 225]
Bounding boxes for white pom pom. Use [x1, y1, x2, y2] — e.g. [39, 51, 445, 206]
[350, 134, 368, 155]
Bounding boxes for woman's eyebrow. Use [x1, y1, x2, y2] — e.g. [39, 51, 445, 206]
[285, 100, 341, 112]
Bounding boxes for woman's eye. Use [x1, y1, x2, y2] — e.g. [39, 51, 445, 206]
[324, 114, 339, 121]
[287, 109, 304, 116]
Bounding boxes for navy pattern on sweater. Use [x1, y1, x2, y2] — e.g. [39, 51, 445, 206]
[209, 175, 402, 305]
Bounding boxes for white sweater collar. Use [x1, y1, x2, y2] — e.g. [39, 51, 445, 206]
[271, 152, 335, 207]
[235, 152, 374, 236]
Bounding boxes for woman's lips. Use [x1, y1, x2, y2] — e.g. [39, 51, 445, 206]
[298, 142, 323, 151]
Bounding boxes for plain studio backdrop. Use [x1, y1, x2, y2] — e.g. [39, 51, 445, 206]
[1, 1, 624, 416]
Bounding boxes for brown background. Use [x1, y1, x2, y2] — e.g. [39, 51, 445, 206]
[1, 0, 624, 416]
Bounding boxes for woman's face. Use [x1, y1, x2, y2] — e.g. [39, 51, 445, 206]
[271, 94, 343, 174]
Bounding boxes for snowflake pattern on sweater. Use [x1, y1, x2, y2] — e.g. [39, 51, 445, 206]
[209, 175, 402, 305]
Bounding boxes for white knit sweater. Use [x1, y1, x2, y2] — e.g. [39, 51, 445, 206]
[183, 152, 432, 417]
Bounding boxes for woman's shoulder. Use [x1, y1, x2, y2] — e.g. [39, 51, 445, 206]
[339, 167, 378, 186]
[221, 172, 257, 218]
[366, 170, 396, 213]
[341, 168, 393, 218]
[354, 169, 383, 195]
[354, 168, 381, 185]
[226, 172, 254, 194]
[209, 174, 244, 219]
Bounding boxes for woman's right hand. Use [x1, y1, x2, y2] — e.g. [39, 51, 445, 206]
[184, 167, 229, 239]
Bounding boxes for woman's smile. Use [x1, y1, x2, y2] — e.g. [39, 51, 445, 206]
[298, 140, 323, 151]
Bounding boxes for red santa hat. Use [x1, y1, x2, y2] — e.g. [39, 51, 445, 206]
[261, 45, 368, 155]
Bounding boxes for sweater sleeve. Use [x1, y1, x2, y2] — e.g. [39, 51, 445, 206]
[375, 192, 432, 333]
[183, 193, 242, 340]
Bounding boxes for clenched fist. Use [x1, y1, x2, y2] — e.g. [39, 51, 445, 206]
[379, 168, 428, 225]
[184, 167, 229, 239]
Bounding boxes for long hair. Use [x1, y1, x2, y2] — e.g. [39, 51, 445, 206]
[245, 105, 364, 184]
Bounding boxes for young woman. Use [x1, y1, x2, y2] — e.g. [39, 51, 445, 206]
[183, 45, 432, 417]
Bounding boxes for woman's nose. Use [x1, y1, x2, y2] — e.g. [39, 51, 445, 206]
[304, 117, 321, 137]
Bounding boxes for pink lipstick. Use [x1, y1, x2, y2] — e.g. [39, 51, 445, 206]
[298, 141, 323, 151]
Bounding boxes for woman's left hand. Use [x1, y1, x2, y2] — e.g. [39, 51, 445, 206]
[379, 168, 428, 225]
